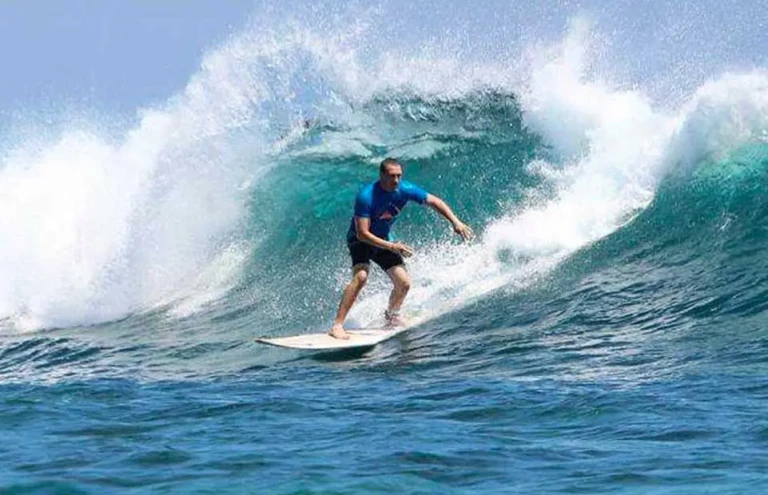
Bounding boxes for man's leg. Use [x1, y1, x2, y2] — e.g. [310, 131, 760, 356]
[329, 264, 369, 339]
[385, 265, 411, 326]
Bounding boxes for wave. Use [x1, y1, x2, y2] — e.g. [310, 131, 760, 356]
[1, 13, 768, 343]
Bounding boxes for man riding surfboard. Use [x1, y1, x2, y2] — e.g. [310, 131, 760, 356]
[329, 158, 474, 339]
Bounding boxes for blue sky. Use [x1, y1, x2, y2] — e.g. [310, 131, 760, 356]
[0, 1, 253, 114]
[0, 0, 766, 119]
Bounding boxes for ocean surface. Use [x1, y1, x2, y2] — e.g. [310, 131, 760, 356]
[2, 3, 768, 493]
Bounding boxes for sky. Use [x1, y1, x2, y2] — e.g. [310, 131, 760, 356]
[0, 1, 254, 115]
[0, 0, 766, 120]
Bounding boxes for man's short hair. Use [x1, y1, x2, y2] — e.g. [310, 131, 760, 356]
[380, 158, 402, 173]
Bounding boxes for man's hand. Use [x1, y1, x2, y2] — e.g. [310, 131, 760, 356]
[453, 221, 474, 241]
[425, 195, 474, 242]
[390, 241, 414, 258]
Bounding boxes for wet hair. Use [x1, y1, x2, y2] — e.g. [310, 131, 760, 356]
[380, 158, 402, 174]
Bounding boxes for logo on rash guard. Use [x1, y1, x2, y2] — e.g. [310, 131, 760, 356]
[377, 204, 400, 220]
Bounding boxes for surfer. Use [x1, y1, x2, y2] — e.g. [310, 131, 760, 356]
[329, 158, 474, 339]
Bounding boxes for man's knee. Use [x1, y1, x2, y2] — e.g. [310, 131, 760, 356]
[396, 275, 411, 292]
[353, 268, 369, 286]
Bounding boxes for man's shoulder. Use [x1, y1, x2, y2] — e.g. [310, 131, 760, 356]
[399, 180, 428, 199]
[399, 180, 423, 190]
[361, 181, 377, 192]
[355, 181, 377, 203]
[359, 180, 378, 192]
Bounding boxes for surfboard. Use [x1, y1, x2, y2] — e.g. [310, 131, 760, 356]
[254, 326, 409, 351]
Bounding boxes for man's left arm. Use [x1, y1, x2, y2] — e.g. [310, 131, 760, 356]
[425, 194, 474, 241]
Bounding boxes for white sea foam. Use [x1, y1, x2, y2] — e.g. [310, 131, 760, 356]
[665, 71, 768, 174]
[0, 29, 280, 332]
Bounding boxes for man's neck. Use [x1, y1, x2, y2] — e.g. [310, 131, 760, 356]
[377, 181, 398, 193]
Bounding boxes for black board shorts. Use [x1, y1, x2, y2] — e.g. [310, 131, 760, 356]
[348, 240, 404, 271]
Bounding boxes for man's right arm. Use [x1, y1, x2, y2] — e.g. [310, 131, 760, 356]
[353, 192, 391, 250]
[355, 217, 413, 257]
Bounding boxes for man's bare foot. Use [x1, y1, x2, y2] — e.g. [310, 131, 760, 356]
[328, 323, 350, 340]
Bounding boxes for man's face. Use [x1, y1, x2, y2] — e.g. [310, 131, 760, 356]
[379, 163, 403, 192]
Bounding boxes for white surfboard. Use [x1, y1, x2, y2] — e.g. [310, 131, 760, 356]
[254, 321, 422, 351]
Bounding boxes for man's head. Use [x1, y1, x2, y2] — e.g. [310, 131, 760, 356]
[379, 158, 403, 192]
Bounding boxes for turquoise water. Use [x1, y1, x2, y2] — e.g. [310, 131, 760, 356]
[2, 8, 768, 494]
